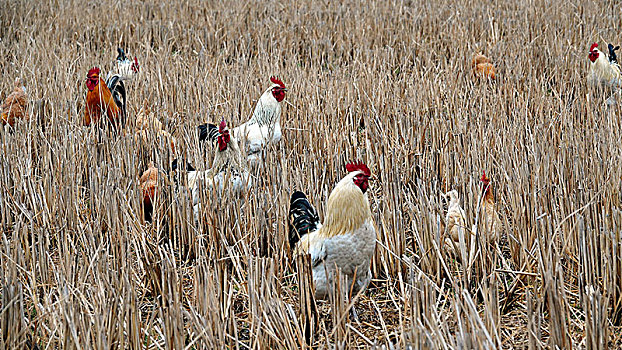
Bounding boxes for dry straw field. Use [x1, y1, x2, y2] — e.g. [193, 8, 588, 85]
[1, 0, 622, 348]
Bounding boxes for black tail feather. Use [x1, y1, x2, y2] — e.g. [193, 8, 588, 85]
[117, 48, 127, 62]
[608, 43, 620, 64]
[106, 75, 127, 124]
[288, 191, 321, 249]
[171, 158, 196, 172]
[198, 123, 219, 142]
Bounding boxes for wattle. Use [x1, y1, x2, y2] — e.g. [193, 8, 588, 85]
[86, 78, 98, 91]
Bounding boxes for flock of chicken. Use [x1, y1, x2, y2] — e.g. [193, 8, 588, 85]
[0, 41, 619, 322]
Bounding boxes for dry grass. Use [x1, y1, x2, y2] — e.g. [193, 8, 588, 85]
[1, 0, 622, 348]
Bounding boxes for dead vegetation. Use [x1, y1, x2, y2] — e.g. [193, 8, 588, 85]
[1, 0, 622, 348]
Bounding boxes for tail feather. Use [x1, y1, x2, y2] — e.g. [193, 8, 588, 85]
[609, 43, 620, 65]
[106, 75, 127, 124]
[288, 191, 321, 249]
[171, 158, 196, 172]
[198, 123, 219, 142]
[117, 48, 127, 62]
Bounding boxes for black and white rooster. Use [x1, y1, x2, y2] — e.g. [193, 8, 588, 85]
[105, 48, 140, 125]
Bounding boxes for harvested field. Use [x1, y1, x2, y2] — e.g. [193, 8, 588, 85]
[1, 0, 622, 348]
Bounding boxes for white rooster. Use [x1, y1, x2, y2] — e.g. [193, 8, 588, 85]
[588, 42, 621, 88]
[288, 162, 375, 319]
[105, 48, 140, 124]
[198, 76, 287, 164]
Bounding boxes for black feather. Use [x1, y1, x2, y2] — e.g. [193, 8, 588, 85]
[105, 75, 127, 125]
[117, 48, 127, 62]
[288, 191, 321, 249]
[198, 123, 219, 142]
[171, 158, 196, 172]
[608, 43, 620, 65]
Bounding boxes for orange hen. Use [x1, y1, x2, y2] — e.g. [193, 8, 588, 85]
[140, 162, 159, 222]
[1, 78, 29, 127]
[472, 54, 496, 80]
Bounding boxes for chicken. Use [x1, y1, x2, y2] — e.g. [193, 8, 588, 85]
[588, 42, 621, 89]
[109, 48, 140, 81]
[1, 78, 28, 127]
[472, 53, 496, 80]
[198, 76, 287, 164]
[104, 48, 140, 125]
[84, 67, 122, 127]
[189, 119, 251, 222]
[442, 190, 471, 261]
[472, 171, 502, 243]
[289, 162, 375, 305]
[135, 100, 176, 153]
[444, 190, 468, 243]
[140, 162, 160, 222]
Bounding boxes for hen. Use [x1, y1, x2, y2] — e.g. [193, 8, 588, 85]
[140, 162, 160, 222]
[1, 78, 28, 128]
[443, 190, 471, 261]
[135, 100, 176, 153]
[472, 53, 496, 80]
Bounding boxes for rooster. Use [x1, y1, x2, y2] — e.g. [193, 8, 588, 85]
[472, 171, 502, 243]
[84, 67, 123, 127]
[588, 42, 621, 89]
[198, 76, 287, 164]
[288, 162, 375, 318]
[1, 78, 28, 127]
[109, 48, 140, 81]
[189, 119, 251, 222]
[104, 48, 140, 125]
[472, 53, 495, 80]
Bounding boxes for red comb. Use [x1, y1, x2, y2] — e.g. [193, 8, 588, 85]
[270, 76, 285, 88]
[480, 171, 490, 182]
[133, 57, 140, 72]
[590, 43, 598, 51]
[346, 162, 371, 176]
[219, 119, 227, 133]
[88, 67, 100, 76]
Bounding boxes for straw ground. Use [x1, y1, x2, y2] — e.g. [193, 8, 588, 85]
[1, 0, 621, 348]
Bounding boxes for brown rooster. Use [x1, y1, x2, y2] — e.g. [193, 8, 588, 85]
[84, 67, 122, 127]
[1, 78, 29, 127]
[472, 54, 496, 80]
